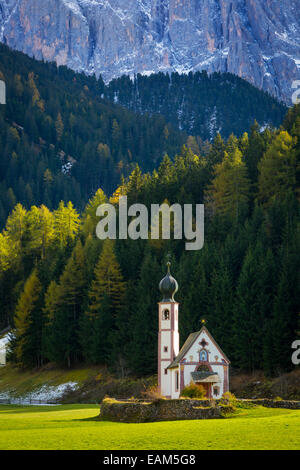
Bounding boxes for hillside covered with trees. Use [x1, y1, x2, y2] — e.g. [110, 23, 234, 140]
[1, 103, 299, 378]
[0, 44, 185, 229]
[0, 44, 287, 231]
[103, 72, 287, 140]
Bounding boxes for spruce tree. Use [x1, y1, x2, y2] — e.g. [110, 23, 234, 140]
[47, 240, 87, 367]
[207, 147, 250, 220]
[13, 269, 44, 367]
[81, 239, 126, 364]
[127, 250, 161, 376]
[258, 131, 297, 204]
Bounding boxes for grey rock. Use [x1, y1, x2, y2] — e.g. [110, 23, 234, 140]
[0, 0, 300, 103]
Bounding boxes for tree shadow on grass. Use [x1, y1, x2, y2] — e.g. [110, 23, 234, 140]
[70, 415, 101, 423]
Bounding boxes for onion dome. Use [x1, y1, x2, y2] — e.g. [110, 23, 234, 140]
[159, 262, 178, 302]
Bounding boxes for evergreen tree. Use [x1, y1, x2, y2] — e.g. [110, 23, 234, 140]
[258, 131, 297, 204]
[271, 221, 300, 374]
[53, 201, 80, 247]
[127, 250, 161, 376]
[13, 269, 44, 367]
[47, 240, 87, 367]
[207, 147, 250, 220]
[232, 244, 265, 370]
[81, 239, 126, 364]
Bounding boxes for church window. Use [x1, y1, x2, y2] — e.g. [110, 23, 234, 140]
[164, 346, 168, 353]
[213, 387, 220, 397]
[175, 371, 179, 391]
[189, 355, 193, 362]
[164, 368, 168, 375]
[163, 309, 170, 320]
[199, 350, 208, 361]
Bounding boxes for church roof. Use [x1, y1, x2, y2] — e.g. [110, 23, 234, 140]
[191, 372, 220, 384]
[167, 331, 199, 369]
[159, 262, 178, 302]
[167, 326, 230, 369]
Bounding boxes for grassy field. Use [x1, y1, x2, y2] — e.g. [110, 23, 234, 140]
[0, 404, 299, 450]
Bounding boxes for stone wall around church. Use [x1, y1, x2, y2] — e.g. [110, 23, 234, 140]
[99, 398, 222, 423]
[99, 397, 300, 423]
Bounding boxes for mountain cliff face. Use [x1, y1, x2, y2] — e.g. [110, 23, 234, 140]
[1, 0, 300, 103]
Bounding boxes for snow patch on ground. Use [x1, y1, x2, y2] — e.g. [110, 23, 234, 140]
[0, 334, 10, 350]
[0, 334, 10, 365]
[0, 381, 79, 404]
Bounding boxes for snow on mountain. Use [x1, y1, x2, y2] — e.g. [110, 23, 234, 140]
[0, 0, 300, 103]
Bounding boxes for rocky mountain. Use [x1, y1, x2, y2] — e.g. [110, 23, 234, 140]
[0, 0, 300, 103]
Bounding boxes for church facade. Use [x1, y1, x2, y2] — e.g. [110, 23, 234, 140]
[158, 263, 230, 399]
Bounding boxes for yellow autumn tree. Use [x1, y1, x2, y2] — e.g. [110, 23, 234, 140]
[14, 269, 43, 367]
[206, 147, 250, 219]
[257, 131, 297, 204]
[82, 188, 107, 236]
[53, 201, 80, 247]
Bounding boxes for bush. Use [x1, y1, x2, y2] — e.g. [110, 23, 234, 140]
[142, 385, 165, 401]
[180, 383, 207, 399]
[220, 391, 237, 405]
[220, 404, 237, 417]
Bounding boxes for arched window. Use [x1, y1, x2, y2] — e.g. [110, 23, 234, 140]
[199, 350, 208, 362]
[163, 309, 170, 320]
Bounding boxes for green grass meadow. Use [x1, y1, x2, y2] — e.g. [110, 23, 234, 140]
[0, 404, 299, 450]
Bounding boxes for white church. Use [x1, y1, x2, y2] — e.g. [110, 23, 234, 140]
[158, 262, 230, 399]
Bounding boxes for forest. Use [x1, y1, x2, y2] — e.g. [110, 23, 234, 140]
[0, 43, 185, 229]
[104, 71, 286, 140]
[0, 43, 287, 230]
[0, 101, 299, 377]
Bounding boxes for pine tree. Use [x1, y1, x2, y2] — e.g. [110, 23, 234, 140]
[0, 232, 18, 271]
[207, 147, 250, 220]
[258, 131, 297, 204]
[13, 269, 43, 367]
[245, 121, 266, 183]
[26, 205, 54, 259]
[55, 112, 64, 142]
[47, 240, 87, 367]
[207, 261, 234, 355]
[82, 188, 107, 237]
[127, 250, 161, 376]
[126, 164, 144, 204]
[81, 239, 126, 364]
[271, 221, 300, 374]
[5, 203, 27, 248]
[232, 244, 265, 370]
[53, 201, 80, 247]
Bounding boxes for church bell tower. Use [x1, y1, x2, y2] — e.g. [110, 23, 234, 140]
[158, 262, 179, 398]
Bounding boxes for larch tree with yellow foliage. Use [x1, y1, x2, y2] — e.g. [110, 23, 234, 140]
[53, 201, 80, 247]
[82, 188, 107, 237]
[257, 131, 297, 204]
[207, 147, 251, 220]
[13, 269, 44, 368]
